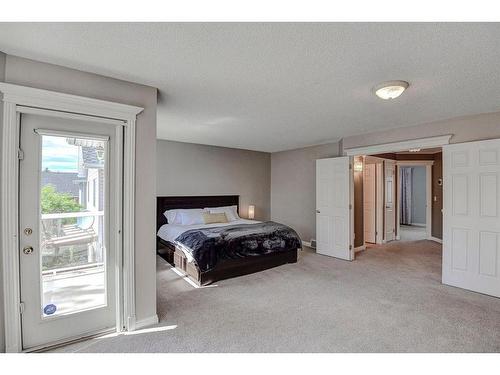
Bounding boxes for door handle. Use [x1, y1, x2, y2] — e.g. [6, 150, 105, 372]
[23, 246, 34, 255]
[316, 209, 321, 213]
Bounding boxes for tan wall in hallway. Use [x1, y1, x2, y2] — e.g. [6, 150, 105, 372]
[353, 156, 364, 248]
[432, 153, 443, 239]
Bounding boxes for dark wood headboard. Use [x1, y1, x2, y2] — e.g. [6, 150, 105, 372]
[156, 195, 239, 231]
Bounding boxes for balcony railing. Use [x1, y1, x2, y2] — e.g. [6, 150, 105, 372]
[41, 211, 104, 220]
[40, 211, 105, 273]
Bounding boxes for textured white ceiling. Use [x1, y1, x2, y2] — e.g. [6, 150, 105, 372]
[0, 23, 499, 152]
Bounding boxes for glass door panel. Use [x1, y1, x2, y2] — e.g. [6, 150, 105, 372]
[39, 135, 107, 318]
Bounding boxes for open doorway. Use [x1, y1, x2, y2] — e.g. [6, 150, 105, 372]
[344, 135, 500, 299]
[398, 164, 428, 241]
[353, 147, 443, 251]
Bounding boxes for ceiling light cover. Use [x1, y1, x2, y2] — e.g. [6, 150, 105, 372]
[374, 80, 409, 100]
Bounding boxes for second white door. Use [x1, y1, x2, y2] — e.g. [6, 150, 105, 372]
[443, 138, 500, 298]
[316, 157, 352, 260]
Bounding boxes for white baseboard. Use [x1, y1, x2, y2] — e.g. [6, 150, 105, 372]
[354, 245, 366, 253]
[301, 240, 312, 248]
[429, 236, 443, 244]
[135, 315, 159, 330]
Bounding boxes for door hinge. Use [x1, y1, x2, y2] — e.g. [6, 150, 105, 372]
[349, 204, 352, 209]
[19, 302, 25, 315]
[349, 245, 353, 250]
[18, 148, 24, 161]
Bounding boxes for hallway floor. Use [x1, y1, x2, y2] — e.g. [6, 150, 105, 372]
[399, 224, 427, 241]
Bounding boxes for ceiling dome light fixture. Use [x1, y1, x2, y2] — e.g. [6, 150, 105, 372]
[373, 80, 409, 100]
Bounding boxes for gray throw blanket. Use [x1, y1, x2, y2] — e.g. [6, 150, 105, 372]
[175, 221, 301, 272]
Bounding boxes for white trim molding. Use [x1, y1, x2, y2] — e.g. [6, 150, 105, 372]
[0, 82, 142, 120]
[1, 83, 143, 352]
[301, 240, 312, 248]
[135, 315, 160, 330]
[354, 245, 366, 253]
[343, 135, 452, 156]
[1, 102, 21, 353]
[430, 237, 443, 244]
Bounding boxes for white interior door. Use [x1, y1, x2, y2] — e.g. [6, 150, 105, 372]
[364, 163, 376, 243]
[443, 139, 500, 297]
[384, 160, 396, 242]
[375, 163, 384, 244]
[19, 113, 121, 349]
[316, 157, 353, 260]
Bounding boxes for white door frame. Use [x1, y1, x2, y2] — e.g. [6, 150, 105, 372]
[344, 135, 452, 247]
[395, 161, 434, 241]
[363, 156, 385, 245]
[363, 161, 376, 244]
[343, 135, 452, 157]
[0, 83, 143, 352]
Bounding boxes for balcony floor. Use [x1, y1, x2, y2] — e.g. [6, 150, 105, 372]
[42, 266, 106, 316]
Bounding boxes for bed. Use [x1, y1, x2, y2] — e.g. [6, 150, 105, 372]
[156, 195, 301, 286]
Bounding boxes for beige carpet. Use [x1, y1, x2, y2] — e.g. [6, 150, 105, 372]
[53, 240, 500, 352]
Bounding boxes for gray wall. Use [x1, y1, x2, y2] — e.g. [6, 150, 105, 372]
[157, 140, 271, 220]
[1, 55, 158, 347]
[409, 166, 426, 225]
[271, 142, 340, 242]
[0, 51, 6, 353]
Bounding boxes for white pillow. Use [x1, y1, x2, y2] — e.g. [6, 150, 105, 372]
[164, 209, 182, 224]
[164, 208, 206, 225]
[207, 205, 240, 222]
[179, 209, 206, 225]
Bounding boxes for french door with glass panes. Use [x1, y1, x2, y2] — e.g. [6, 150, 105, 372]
[19, 112, 121, 350]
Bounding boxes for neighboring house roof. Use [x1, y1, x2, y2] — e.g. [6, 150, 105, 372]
[82, 146, 104, 168]
[41, 170, 80, 197]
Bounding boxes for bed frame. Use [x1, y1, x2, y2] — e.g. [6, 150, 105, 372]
[156, 195, 298, 285]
